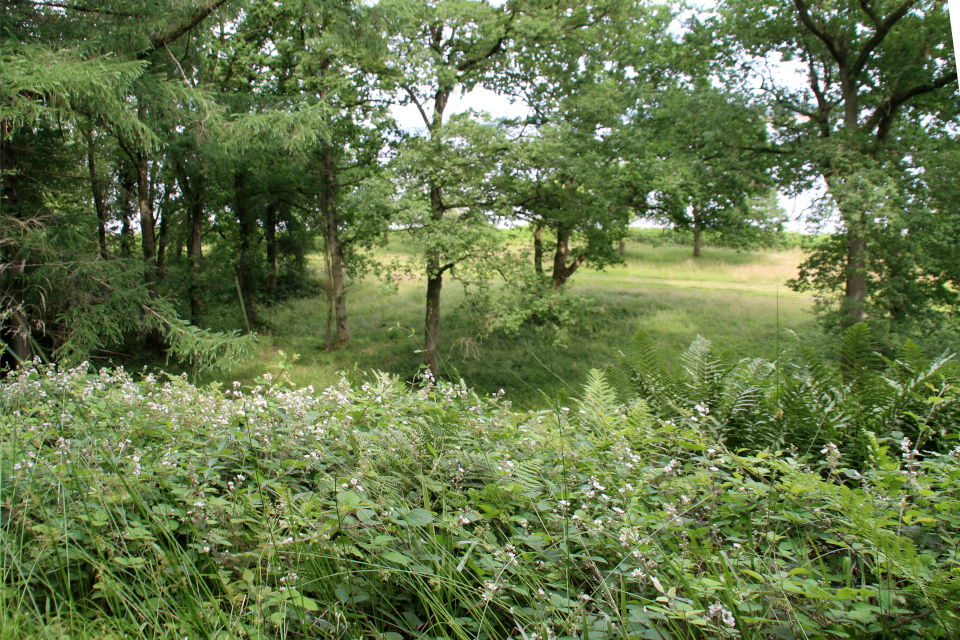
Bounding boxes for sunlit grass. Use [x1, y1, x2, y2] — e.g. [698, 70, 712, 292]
[223, 239, 818, 409]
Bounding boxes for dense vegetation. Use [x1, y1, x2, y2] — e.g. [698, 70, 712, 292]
[3, 327, 960, 639]
[2, 0, 958, 376]
[3, 1, 959, 637]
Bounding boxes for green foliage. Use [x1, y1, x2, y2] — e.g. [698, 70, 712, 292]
[3, 328, 960, 639]
[609, 325, 960, 463]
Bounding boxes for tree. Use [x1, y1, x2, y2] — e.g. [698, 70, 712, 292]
[715, 0, 958, 328]
[636, 86, 781, 257]
[380, 0, 521, 379]
[1, 0, 259, 371]
[502, 101, 631, 289]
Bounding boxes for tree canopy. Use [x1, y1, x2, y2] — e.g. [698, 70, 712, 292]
[2, 0, 957, 374]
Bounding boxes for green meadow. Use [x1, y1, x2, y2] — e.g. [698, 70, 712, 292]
[227, 239, 818, 409]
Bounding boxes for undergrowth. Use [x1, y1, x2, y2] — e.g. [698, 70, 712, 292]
[2, 327, 959, 639]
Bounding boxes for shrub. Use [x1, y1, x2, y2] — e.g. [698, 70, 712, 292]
[2, 333, 959, 639]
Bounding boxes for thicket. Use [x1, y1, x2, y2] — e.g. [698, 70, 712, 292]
[5, 0, 957, 378]
[3, 327, 960, 640]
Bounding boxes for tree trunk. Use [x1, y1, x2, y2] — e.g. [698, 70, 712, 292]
[424, 185, 445, 379]
[533, 224, 544, 276]
[135, 151, 158, 298]
[551, 226, 585, 289]
[234, 169, 256, 330]
[425, 255, 443, 380]
[321, 149, 349, 344]
[265, 201, 278, 295]
[618, 237, 625, 255]
[420, 86, 452, 380]
[155, 181, 172, 283]
[86, 130, 108, 258]
[156, 202, 168, 282]
[845, 226, 866, 325]
[119, 168, 135, 258]
[692, 206, 702, 258]
[840, 64, 867, 327]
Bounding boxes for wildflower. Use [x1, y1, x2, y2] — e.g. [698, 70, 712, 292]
[706, 602, 736, 628]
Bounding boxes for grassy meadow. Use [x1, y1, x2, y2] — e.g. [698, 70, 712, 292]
[223, 237, 818, 409]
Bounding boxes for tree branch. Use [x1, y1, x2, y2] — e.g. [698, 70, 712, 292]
[851, 0, 917, 77]
[401, 83, 432, 130]
[139, 0, 231, 60]
[863, 69, 958, 136]
[792, 0, 844, 65]
[857, 0, 882, 27]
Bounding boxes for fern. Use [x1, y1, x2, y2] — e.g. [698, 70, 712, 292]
[680, 335, 725, 403]
[576, 369, 620, 434]
[618, 331, 684, 416]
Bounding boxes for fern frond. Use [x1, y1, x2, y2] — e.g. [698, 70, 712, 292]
[680, 335, 725, 402]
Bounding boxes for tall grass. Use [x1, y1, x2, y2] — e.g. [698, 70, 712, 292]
[201, 240, 817, 409]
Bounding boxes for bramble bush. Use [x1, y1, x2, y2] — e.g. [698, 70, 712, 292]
[2, 328, 960, 640]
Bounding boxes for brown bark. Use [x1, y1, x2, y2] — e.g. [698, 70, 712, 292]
[188, 174, 205, 326]
[156, 202, 168, 282]
[176, 163, 206, 325]
[421, 84, 452, 380]
[692, 207, 702, 258]
[135, 103, 158, 298]
[321, 149, 349, 344]
[618, 237, 625, 255]
[425, 255, 443, 380]
[844, 226, 867, 325]
[85, 130, 108, 258]
[136, 151, 158, 298]
[424, 184, 445, 379]
[533, 224, 544, 276]
[551, 226, 586, 289]
[118, 168, 135, 258]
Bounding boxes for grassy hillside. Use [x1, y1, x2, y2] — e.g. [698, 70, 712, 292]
[218, 239, 817, 409]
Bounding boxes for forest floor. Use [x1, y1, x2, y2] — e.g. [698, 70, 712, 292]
[224, 240, 819, 409]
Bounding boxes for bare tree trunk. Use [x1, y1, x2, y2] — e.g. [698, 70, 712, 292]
[119, 168, 135, 258]
[85, 129, 108, 258]
[845, 226, 866, 325]
[321, 149, 349, 344]
[425, 255, 443, 379]
[135, 151, 158, 298]
[533, 224, 544, 276]
[618, 237, 625, 255]
[692, 207, 702, 258]
[189, 180, 204, 325]
[421, 86, 452, 380]
[157, 203, 168, 282]
[135, 102, 158, 298]
[424, 186, 444, 379]
[551, 226, 586, 289]
[177, 164, 206, 326]
[156, 182, 172, 283]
